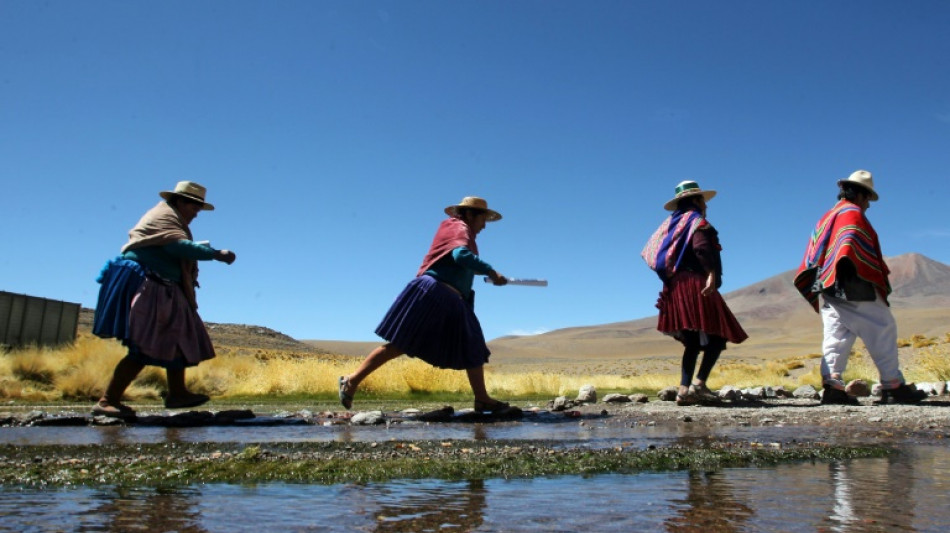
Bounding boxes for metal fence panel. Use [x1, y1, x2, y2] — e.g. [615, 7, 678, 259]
[0, 291, 80, 348]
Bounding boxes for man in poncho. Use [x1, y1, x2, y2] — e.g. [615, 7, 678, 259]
[794, 170, 925, 404]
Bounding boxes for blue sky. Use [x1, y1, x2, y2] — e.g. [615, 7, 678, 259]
[2, 1, 949, 343]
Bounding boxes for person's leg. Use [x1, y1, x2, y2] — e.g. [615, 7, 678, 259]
[466, 365, 513, 413]
[465, 366, 493, 403]
[695, 335, 724, 384]
[343, 343, 403, 392]
[166, 367, 188, 397]
[678, 331, 702, 396]
[164, 367, 210, 408]
[100, 353, 145, 406]
[820, 297, 858, 388]
[850, 298, 904, 388]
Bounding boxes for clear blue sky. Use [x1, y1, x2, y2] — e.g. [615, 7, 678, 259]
[2, 1, 949, 342]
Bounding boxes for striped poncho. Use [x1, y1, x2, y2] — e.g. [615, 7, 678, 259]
[793, 199, 891, 311]
[641, 208, 705, 283]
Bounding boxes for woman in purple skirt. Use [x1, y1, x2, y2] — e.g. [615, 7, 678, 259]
[339, 197, 513, 413]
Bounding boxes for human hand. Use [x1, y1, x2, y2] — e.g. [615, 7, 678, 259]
[216, 250, 237, 265]
[701, 272, 715, 296]
[489, 271, 508, 286]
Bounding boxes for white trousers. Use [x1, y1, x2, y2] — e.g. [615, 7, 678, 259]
[820, 294, 904, 388]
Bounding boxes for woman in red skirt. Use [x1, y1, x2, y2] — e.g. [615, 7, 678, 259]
[642, 181, 748, 405]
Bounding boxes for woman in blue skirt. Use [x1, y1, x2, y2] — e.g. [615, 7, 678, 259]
[339, 197, 513, 413]
[92, 181, 236, 417]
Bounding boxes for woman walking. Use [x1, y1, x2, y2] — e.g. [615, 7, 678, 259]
[339, 197, 515, 414]
[642, 181, 747, 405]
[92, 181, 236, 417]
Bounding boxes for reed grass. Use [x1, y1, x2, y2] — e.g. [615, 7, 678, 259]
[2, 331, 948, 402]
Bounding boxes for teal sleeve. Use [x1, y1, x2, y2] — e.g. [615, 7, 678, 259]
[451, 247, 493, 274]
[164, 240, 218, 261]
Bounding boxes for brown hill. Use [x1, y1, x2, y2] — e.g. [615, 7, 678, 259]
[77, 308, 326, 354]
[487, 253, 950, 368]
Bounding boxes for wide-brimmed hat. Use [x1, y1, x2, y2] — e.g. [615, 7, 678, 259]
[836, 170, 878, 202]
[663, 180, 717, 211]
[160, 181, 215, 211]
[444, 196, 502, 221]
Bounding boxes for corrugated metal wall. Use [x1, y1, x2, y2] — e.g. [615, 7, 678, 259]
[0, 291, 80, 348]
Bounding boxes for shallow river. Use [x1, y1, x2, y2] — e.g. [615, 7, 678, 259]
[2, 418, 949, 532]
[1, 445, 948, 532]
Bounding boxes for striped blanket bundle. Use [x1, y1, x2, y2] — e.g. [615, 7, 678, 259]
[793, 199, 890, 311]
[641, 209, 704, 283]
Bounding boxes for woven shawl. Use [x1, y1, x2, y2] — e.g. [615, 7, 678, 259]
[793, 199, 890, 312]
[417, 217, 477, 276]
[641, 208, 705, 283]
[120, 201, 200, 309]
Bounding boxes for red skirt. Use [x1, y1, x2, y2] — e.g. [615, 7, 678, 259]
[656, 271, 748, 345]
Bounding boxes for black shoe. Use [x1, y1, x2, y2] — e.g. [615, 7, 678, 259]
[821, 387, 858, 405]
[164, 393, 210, 409]
[879, 383, 927, 404]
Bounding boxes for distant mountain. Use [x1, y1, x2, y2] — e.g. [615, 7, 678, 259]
[488, 253, 950, 364]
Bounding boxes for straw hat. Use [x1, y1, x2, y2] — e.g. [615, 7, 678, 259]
[837, 170, 879, 201]
[663, 180, 717, 211]
[160, 181, 215, 211]
[444, 196, 502, 221]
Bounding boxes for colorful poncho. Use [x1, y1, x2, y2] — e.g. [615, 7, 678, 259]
[793, 199, 891, 312]
[642, 208, 705, 283]
[417, 217, 478, 276]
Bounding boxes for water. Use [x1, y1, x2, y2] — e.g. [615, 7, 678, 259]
[2, 445, 949, 532]
[0, 417, 886, 448]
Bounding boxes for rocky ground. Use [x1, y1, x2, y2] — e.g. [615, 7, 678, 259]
[4, 389, 949, 434]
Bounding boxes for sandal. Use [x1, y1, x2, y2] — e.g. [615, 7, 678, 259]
[164, 393, 210, 409]
[675, 393, 698, 406]
[473, 399, 511, 414]
[92, 399, 137, 419]
[338, 376, 354, 409]
[689, 384, 720, 403]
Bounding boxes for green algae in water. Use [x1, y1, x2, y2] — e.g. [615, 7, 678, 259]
[0, 440, 891, 487]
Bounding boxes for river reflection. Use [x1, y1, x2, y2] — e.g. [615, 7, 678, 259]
[1, 446, 948, 532]
[665, 470, 754, 532]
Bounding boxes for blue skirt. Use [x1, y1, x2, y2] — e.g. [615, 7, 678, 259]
[92, 258, 147, 341]
[375, 275, 491, 370]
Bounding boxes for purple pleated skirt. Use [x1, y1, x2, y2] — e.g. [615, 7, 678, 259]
[375, 275, 491, 370]
[92, 257, 215, 369]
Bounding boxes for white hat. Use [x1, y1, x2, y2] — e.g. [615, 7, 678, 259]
[837, 170, 878, 201]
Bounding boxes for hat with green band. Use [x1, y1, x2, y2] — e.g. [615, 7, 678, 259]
[663, 180, 717, 211]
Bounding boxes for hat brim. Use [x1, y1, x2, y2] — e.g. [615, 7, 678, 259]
[836, 179, 879, 201]
[663, 190, 716, 211]
[160, 191, 215, 211]
[444, 205, 502, 222]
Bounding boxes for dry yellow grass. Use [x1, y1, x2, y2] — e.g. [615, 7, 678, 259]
[915, 345, 950, 382]
[2, 331, 948, 402]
